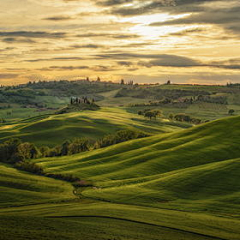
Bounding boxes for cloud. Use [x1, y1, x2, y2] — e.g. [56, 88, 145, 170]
[100, 0, 240, 35]
[95, 52, 240, 70]
[76, 32, 140, 39]
[95, 52, 200, 61]
[0, 31, 66, 38]
[24, 57, 83, 62]
[168, 28, 205, 36]
[104, 0, 194, 16]
[70, 44, 104, 49]
[91, 65, 118, 71]
[117, 61, 133, 66]
[102, 0, 221, 16]
[0, 47, 15, 52]
[150, 4, 240, 34]
[138, 54, 201, 67]
[139, 56, 240, 70]
[38, 64, 117, 72]
[0, 73, 19, 79]
[39, 66, 89, 71]
[210, 58, 240, 70]
[2, 37, 36, 43]
[43, 15, 73, 21]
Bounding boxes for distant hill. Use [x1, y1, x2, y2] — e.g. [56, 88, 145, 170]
[0, 81, 240, 122]
[0, 108, 189, 147]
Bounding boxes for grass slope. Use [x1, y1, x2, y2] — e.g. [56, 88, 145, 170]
[0, 115, 239, 239]
[0, 163, 74, 208]
[32, 116, 240, 237]
[0, 107, 189, 147]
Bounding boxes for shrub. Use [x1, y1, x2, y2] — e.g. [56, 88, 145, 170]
[45, 173, 80, 182]
[72, 180, 94, 188]
[15, 161, 44, 175]
[143, 109, 162, 120]
[67, 138, 90, 155]
[228, 109, 235, 115]
[0, 138, 22, 163]
[17, 142, 40, 160]
[174, 113, 202, 124]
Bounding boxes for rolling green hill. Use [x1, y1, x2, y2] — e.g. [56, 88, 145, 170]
[0, 163, 74, 208]
[0, 115, 239, 240]
[0, 107, 190, 147]
[35, 115, 240, 214]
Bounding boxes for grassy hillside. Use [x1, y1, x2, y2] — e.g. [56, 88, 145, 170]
[35, 115, 240, 217]
[1, 164, 233, 240]
[0, 163, 74, 208]
[0, 107, 190, 147]
[0, 115, 239, 240]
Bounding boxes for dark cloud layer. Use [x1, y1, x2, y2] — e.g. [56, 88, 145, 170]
[2, 37, 36, 43]
[24, 57, 83, 62]
[39, 65, 117, 72]
[150, 5, 240, 34]
[98, 0, 240, 35]
[40, 66, 89, 71]
[76, 32, 140, 39]
[43, 16, 73, 21]
[96, 52, 240, 70]
[0, 31, 66, 38]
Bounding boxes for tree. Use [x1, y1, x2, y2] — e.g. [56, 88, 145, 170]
[169, 113, 174, 120]
[68, 138, 90, 155]
[39, 146, 50, 157]
[0, 138, 22, 163]
[144, 109, 162, 120]
[228, 109, 235, 115]
[120, 79, 125, 85]
[144, 111, 156, 120]
[60, 140, 71, 156]
[152, 110, 162, 119]
[16, 161, 44, 175]
[18, 142, 39, 160]
[174, 113, 191, 122]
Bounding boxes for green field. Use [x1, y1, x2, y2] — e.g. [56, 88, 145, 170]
[0, 107, 190, 147]
[1, 82, 240, 123]
[0, 115, 239, 240]
[0, 82, 240, 239]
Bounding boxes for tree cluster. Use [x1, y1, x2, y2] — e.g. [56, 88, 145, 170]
[70, 96, 94, 105]
[138, 109, 162, 120]
[96, 130, 148, 148]
[0, 129, 149, 165]
[115, 88, 210, 100]
[0, 139, 39, 164]
[171, 113, 202, 124]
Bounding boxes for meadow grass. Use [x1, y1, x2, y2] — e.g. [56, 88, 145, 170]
[0, 115, 239, 240]
[0, 107, 189, 147]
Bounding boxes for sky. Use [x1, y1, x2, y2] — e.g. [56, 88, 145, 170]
[0, 0, 240, 85]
